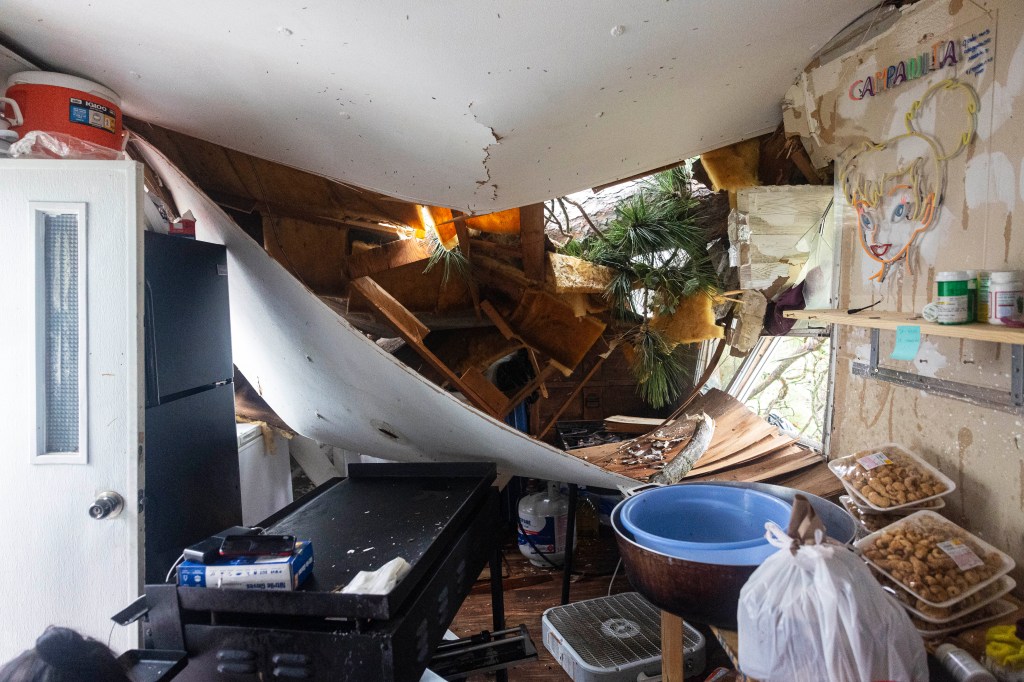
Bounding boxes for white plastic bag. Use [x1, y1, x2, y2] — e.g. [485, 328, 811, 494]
[737, 497, 927, 682]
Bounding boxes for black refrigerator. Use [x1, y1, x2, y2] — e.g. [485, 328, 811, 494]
[143, 232, 242, 584]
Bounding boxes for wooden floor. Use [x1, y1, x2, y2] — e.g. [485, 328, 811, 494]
[449, 527, 733, 681]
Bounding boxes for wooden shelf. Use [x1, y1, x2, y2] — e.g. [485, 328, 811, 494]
[784, 309, 1024, 344]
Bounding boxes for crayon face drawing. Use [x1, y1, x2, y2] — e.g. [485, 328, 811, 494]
[839, 79, 979, 283]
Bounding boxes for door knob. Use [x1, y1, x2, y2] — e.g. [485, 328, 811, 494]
[89, 491, 125, 520]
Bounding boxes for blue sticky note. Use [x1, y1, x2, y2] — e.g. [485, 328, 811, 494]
[890, 325, 921, 361]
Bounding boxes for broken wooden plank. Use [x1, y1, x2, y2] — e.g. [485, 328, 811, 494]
[504, 363, 560, 414]
[466, 238, 523, 258]
[347, 260, 474, 314]
[470, 253, 532, 299]
[519, 203, 547, 282]
[347, 277, 502, 417]
[453, 216, 482, 317]
[565, 388, 796, 482]
[453, 214, 472, 257]
[603, 415, 670, 435]
[685, 436, 796, 477]
[526, 349, 549, 399]
[347, 238, 432, 280]
[480, 300, 517, 340]
[349, 276, 430, 344]
[686, 444, 820, 484]
[460, 367, 512, 418]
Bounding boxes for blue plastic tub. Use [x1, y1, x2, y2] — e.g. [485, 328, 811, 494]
[619, 484, 792, 563]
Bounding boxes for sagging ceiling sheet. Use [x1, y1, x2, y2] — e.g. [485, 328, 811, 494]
[135, 137, 631, 489]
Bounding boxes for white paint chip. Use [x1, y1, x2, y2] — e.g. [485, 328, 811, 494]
[610, 25, 625, 37]
[277, 26, 293, 36]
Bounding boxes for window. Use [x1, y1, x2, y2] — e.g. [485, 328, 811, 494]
[705, 335, 832, 444]
[34, 204, 88, 463]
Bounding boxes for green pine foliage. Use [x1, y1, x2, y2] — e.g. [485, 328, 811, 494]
[558, 166, 720, 408]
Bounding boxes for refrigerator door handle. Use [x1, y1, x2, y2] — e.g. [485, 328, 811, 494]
[144, 279, 161, 406]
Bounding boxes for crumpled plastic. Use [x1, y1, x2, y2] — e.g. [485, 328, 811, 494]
[738, 505, 928, 682]
[9, 130, 125, 160]
[338, 557, 411, 595]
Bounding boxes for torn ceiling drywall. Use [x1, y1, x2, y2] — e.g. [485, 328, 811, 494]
[133, 135, 632, 488]
[2, 0, 875, 213]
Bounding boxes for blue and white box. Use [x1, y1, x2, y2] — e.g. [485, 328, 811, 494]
[178, 540, 314, 591]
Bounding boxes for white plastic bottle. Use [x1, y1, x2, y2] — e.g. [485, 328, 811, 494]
[517, 481, 574, 568]
[988, 271, 1024, 325]
[936, 644, 996, 682]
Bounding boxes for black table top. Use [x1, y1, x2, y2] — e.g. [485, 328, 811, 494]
[173, 462, 496, 620]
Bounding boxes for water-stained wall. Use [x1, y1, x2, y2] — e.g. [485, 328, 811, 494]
[787, 0, 1024, 588]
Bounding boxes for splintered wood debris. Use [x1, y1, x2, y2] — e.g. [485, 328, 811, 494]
[565, 388, 839, 497]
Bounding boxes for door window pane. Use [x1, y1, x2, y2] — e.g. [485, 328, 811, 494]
[43, 213, 79, 454]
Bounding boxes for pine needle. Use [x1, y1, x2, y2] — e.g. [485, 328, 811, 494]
[422, 232, 470, 285]
[626, 327, 690, 408]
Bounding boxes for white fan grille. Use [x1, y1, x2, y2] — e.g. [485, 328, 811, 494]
[545, 592, 699, 670]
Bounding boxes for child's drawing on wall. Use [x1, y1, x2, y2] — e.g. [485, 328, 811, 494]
[839, 79, 979, 283]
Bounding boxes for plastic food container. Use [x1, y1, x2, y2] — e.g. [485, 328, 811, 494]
[840, 496, 898, 535]
[619, 484, 792, 564]
[856, 511, 1014, 608]
[910, 598, 1016, 638]
[877, 570, 1016, 624]
[839, 495, 945, 537]
[829, 443, 955, 511]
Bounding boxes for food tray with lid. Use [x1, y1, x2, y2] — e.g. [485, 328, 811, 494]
[843, 494, 945, 515]
[910, 598, 1017, 638]
[855, 510, 1014, 608]
[876, 570, 1016, 624]
[829, 443, 955, 512]
[840, 496, 898, 536]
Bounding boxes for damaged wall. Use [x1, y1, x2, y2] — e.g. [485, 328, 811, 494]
[788, 0, 1024, 588]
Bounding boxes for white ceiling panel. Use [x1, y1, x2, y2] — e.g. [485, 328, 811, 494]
[1, 1, 876, 212]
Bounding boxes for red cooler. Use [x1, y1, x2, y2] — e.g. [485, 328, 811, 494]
[4, 71, 124, 151]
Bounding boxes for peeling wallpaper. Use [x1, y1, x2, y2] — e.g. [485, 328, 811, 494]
[792, 0, 1024, 590]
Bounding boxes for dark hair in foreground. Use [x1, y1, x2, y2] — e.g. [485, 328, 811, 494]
[0, 626, 130, 682]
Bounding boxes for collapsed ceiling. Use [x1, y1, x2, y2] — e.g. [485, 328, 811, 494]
[1, 0, 876, 213]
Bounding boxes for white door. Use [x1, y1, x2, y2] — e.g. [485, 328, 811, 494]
[0, 160, 143, 659]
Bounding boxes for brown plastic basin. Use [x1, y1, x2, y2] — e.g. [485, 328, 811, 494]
[611, 481, 855, 628]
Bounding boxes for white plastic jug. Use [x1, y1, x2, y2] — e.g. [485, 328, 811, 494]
[517, 481, 574, 567]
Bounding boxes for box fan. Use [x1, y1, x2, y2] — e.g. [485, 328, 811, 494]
[542, 592, 705, 681]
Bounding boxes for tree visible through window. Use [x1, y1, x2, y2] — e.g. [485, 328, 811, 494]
[709, 336, 831, 443]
